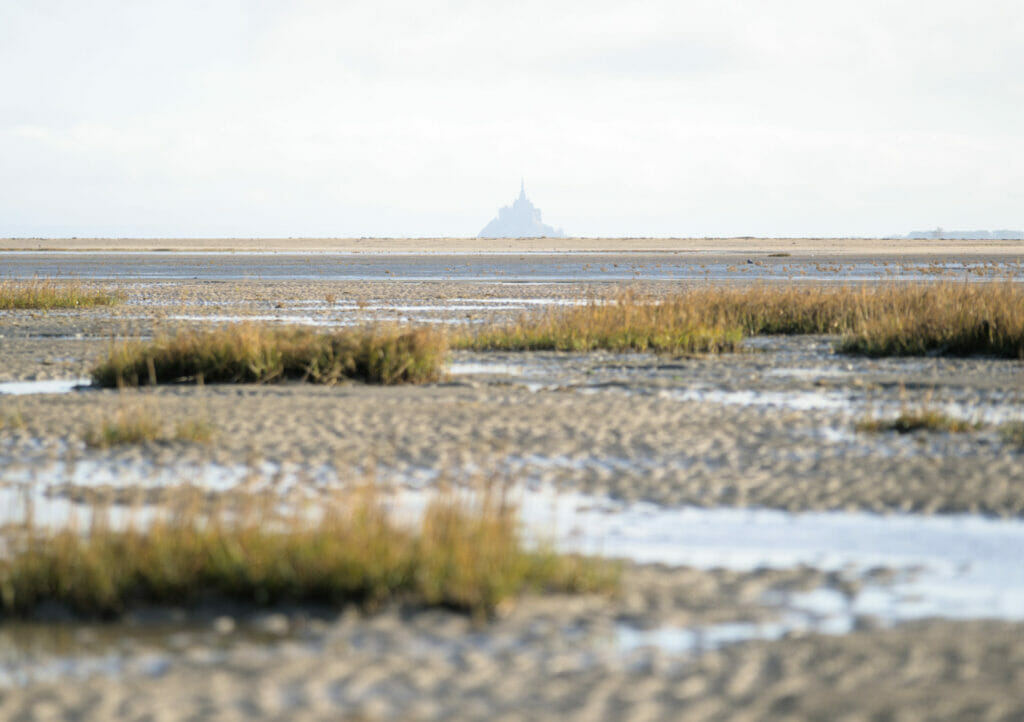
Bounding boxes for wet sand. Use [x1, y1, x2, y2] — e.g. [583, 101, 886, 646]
[1, 269, 1023, 719]
[2, 562, 1022, 720]
[4, 614, 1022, 721]
[3, 236, 1024, 259]
[5, 371, 1023, 517]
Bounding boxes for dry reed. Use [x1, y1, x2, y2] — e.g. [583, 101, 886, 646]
[455, 283, 1023, 358]
[0, 280, 119, 310]
[453, 293, 743, 354]
[85, 405, 163, 448]
[836, 283, 1024, 357]
[84, 405, 215, 448]
[92, 324, 448, 387]
[0, 484, 616, 619]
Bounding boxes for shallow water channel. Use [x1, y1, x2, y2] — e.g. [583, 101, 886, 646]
[4, 251, 1022, 283]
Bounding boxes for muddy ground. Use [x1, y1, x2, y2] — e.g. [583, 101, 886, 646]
[1, 274, 1023, 720]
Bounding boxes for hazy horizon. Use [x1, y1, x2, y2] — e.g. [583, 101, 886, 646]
[3, 1, 1022, 239]
[6, 232, 1024, 242]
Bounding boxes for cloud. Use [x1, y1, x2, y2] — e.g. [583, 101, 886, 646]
[1, 0, 1022, 236]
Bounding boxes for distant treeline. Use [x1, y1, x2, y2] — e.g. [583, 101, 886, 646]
[907, 229, 1024, 240]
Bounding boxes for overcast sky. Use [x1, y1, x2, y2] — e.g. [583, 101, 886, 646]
[2, 1, 1022, 237]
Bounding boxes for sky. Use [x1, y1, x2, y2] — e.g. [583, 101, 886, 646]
[1, 0, 1023, 238]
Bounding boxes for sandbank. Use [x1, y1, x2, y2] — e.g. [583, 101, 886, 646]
[2, 236, 1023, 259]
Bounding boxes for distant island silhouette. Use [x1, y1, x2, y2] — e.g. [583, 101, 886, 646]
[906, 228, 1024, 240]
[478, 182, 565, 238]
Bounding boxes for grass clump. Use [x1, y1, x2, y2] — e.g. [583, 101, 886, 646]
[837, 282, 1024, 358]
[84, 405, 215, 448]
[630, 283, 1023, 347]
[666, 285, 866, 336]
[174, 418, 215, 443]
[0, 485, 617, 619]
[92, 324, 448, 387]
[0, 280, 119, 310]
[455, 283, 1023, 358]
[85, 406, 162, 448]
[856, 411, 978, 434]
[453, 293, 743, 354]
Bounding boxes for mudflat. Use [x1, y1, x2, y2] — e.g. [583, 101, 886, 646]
[1, 264, 1023, 720]
[3, 613, 1022, 721]
[5, 361, 1023, 517]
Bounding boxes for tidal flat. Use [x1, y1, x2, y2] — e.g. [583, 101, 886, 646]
[0, 247, 1023, 721]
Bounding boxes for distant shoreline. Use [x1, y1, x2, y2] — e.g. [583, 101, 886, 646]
[1, 237, 1022, 257]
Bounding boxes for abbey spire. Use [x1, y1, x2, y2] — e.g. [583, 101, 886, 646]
[478, 182, 565, 238]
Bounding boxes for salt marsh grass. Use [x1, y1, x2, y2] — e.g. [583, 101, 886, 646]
[85, 283, 1024, 389]
[174, 418, 215, 443]
[85, 405, 162, 448]
[0, 484, 616, 619]
[456, 283, 1023, 358]
[92, 324, 448, 387]
[0, 280, 118, 310]
[670, 285, 864, 335]
[453, 293, 743, 354]
[836, 282, 1024, 358]
[627, 283, 1023, 350]
[84, 404, 215, 448]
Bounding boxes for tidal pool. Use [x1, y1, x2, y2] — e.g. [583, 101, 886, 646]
[0, 379, 92, 396]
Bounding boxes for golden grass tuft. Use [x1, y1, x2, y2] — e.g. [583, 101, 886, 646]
[837, 282, 1024, 357]
[85, 406, 162, 448]
[91, 324, 448, 387]
[455, 282, 1024, 358]
[453, 293, 743, 354]
[174, 418, 216, 443]
[0, 484, 617, 619]
[84, 404, 215, 448]
[662, 285, 864, 336]
[0, 280, 119, 310]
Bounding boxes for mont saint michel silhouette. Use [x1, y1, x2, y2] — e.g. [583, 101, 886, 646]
[478, 182, 565, 238]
